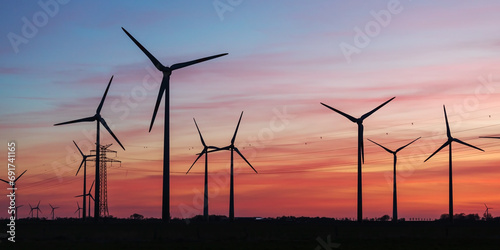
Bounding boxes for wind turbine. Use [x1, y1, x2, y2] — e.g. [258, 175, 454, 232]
[75, 202, 83, 219]
[29, 204, 34, 218]
[321, 97, 395, 221]
[368, 137, 421, 222]
[0, 169, 27, 190]
[75, 181, 95, 218]
[424, 105, 484, 223]
[186, 118, 220, 222]
[15, 205, 23, 218]
[121, 27, 227, 222]
[49, 203, 59, 220]
[1, 169, 27, 217]
[206, 112, 257, 221]
[54, 76, 125, 220]
[73, 140, 95, 220]
[484, 203, 493, 220]
[30, 201, 41, 219]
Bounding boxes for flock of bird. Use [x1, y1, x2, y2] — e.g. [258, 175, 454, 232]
[3, 27, 499, 222]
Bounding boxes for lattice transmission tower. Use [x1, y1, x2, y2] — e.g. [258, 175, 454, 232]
[91, 144, 121, 217]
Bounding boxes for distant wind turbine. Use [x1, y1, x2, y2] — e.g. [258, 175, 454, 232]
[75, 202, 83, 219]
[186, 118, 220, 222]
[484, 203, 493, 219]
[122, 27, 227, 222]
[368, 137, 420, 222]
[30, 201, 42, 219]
[424, 105, 484, 223]
[207, 112, 257, 221]
[54, 76, 125, 220]
[75, 181, 95, 219]
[49, 203, 59, 220]
[321, 97, 395, 221]
[0, 169, 27, 190]
[15, 205, 23, 218]
[73, 140, 95, 220]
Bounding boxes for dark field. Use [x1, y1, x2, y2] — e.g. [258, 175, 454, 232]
[1, 218, 499, 249]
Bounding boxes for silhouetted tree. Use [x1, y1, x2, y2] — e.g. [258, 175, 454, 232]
[378, 215, 391, 221]
[130, 213, 144, 220]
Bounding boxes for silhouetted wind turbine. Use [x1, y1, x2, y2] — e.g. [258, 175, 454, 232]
[186, 118, 220, 222]
[31, 201, 41, 219]
[75, 202, 83, 219]
[484, 203, 493, 219]
[54, 76, 125, 220]
[15, 205, 23, 218]
[0, 169, 27, 190]
[73, 140, 95, 220]
[75, 181, 95, 219]
[424, 105, 484, 223]
[368, 137, 420, 222]
[121, 27, 227, 222]
[207, 112, 257, 221]
[321, 97, 395, 221]
[28, 204, 34, 218]
[49, 203, 59, 220]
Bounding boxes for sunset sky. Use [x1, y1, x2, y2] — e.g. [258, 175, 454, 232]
[1, 0, 500, 220]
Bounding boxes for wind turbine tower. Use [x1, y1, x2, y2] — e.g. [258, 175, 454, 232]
[424, 105, 484, 223]
[122, 27, 227, 222]
[368, 137, 420, 222]
[321, 97, 395, 221]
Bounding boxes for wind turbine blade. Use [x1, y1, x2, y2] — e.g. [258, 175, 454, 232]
[0, 178, 8, 184]
[89, 180, 95, 193]
[121, 27, 165, 71]
[96, 76, 113, 115]
[453, 138, 484, 152]
[424, 141, 450, 162]
[99, 118, 126, 150]
[75, 194, 85, 198]
[170, 53, 228, 70]
[15, 169, 27, 182]
[37, 200, 40, 207]
[193, 118, 206, 147]
[443, 105, 451, 139]
[367, 139, 393, 154]
[54, 116, 96, 126]
[76, 160, 84, 176]
[395, 137, 421, 153]
[89, 194, 95, 201]
[231, 112, 244, 145]
[320, 103, 357, 123]
[49, 204, 53, 209]
[186, 151, 205, 174]
[479, 136, 500, 139]
[73, 140, 84, 157]
[206, 146, 229, 153]
[361, 97, 395, 120]
[234, 147, 257, 173]
[149, 77, 167, 132]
